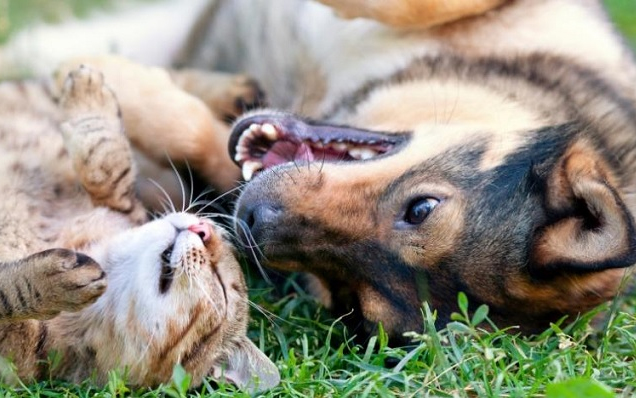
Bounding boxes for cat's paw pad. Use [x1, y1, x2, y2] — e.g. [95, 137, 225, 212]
[220, 76, 266, 121]
[59, 65, 120, 125]
[33, 249, 107, 316]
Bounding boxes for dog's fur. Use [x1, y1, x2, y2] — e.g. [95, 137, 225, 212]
[4, 0, 636, 341]
[201, 0, 636, 340]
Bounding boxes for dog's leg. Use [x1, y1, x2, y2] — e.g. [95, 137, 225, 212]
[316, 0, 507, 28]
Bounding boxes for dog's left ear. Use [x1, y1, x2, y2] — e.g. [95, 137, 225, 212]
[531, 139, 636, 273]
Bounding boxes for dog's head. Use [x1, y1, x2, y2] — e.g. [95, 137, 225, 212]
[229, 56, 636, 341]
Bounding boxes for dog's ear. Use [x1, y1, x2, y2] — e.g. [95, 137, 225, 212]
[531, 139, 636, 274]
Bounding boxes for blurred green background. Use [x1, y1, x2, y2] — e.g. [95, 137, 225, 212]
[605, 0, 636, 49]
[1, 0, 635, 48]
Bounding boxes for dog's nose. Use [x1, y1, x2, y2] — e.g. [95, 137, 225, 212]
[238, 201, 282, 244]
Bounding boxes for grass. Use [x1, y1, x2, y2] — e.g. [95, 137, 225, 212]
[2, 278, 636, 397]
[1, 1, 636, 397]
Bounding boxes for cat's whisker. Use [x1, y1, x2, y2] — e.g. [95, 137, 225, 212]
[186, 186, 217, 213]
[192, 274, 226, 319]
[194, 212, 245, 244]
[148, 178, 177, 214]
[232, 218, 273, 285]
[133, 326, 158, 368]
[207, 212, 263, 254]
[247, 301, 285, 324]
[190, 200, 228, 217]
[164, 156, 188, 213]
[191, 184, 247, 215]
[184, 160, 195, 212]
[246, 299, 310, 331]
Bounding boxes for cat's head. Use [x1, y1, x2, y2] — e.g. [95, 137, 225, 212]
[74, 212, 279, 391]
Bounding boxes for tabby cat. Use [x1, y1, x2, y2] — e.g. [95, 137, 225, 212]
[0, 64, 279, 391]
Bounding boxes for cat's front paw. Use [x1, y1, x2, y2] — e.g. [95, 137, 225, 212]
[59, 65, 120, 130]
[30, 249, 107, 318]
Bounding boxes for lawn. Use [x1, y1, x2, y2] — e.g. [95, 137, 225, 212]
[1, 1, 636, 397]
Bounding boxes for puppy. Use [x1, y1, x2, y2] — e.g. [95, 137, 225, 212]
[197, 0, 636, 340]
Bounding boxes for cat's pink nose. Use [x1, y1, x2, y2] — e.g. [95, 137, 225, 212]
[188, 222, 212, 242]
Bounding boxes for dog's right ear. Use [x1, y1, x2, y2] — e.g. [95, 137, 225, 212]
[530, 139, 636, 274]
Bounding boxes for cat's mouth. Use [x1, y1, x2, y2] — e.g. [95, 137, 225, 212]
[159, 245, 174, 294]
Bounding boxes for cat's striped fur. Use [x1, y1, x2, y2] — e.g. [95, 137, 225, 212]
[0, 64, 278, 390]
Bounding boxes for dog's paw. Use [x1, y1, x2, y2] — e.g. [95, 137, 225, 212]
[221, 75, 266, 121]
[172, 70, 266, 122]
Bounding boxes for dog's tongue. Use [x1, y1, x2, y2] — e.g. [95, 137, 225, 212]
[262, 141, 315, 168]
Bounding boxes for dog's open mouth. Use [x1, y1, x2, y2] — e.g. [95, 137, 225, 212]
[229, 114, 407, 181]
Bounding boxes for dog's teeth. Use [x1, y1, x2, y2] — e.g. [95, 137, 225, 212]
[261, 123, 278, 140]
[333, 143, 348, 151]
[242, 160, 263, 181]
[360, 148, 378, 160]
[349, 148, 378, 160]
[234, 146, 250, 162]
[249, 123, 261, 132]
[238, 128, 252, 147]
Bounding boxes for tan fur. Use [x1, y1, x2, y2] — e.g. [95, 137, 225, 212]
[316, 0, 508, 29]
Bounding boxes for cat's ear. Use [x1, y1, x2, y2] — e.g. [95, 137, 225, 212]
[211, 337, 280, 392]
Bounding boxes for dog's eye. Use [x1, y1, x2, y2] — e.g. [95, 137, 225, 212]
[404, 197, 439, 224]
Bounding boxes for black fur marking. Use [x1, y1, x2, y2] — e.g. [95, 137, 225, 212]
[323, 53, 636, 135]
[15, 284, 27, 310]
[181, 324, 222, 367]
[35, 322, 48, 361]
[23, 277, 34, 298]
[0, 290, 13, 317]
[83, 136, 110, 162]
[74, 253, 95, 268]
[111, 166, 131, 188]
[69, 117, 108, 134]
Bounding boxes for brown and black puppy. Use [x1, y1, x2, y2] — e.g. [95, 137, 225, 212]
[199, 0, 636, 341]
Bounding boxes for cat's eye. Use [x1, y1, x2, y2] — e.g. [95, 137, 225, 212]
[161, 246, 173, 265]
[404, 197, 440, 225]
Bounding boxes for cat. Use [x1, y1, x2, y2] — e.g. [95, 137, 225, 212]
[0, 64, 279, 391]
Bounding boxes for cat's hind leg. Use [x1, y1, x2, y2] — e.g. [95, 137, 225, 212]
[56, 56, 244, 193]
[59, 66, 144, 220]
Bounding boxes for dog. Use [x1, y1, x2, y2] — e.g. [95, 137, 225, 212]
[4, 0, 636, 342]
[185, 0, 636, 341]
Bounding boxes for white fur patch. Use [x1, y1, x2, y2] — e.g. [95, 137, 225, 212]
[0, 0, 210, 77]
